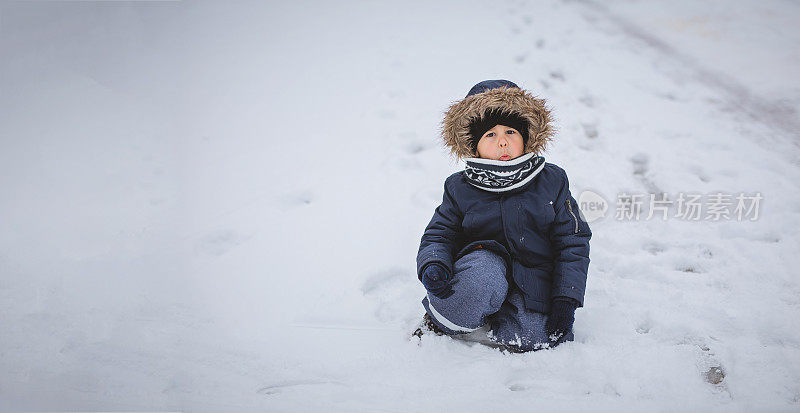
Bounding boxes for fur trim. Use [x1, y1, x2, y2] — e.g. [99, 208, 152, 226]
[441, 85, 555, 160]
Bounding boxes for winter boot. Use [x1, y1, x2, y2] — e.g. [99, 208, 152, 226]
[411, 312, 447, 338]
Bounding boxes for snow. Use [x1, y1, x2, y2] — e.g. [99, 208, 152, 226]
[1, 0, 799, 411]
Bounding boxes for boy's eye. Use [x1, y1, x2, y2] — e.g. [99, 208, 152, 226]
[506, 130, 515, 134]
[484, 132, 495, 138]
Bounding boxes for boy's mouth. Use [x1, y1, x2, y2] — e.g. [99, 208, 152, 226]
[499, 154, 510, 160]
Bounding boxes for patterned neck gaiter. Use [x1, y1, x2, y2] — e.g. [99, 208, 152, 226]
[463, 152, 546, 192]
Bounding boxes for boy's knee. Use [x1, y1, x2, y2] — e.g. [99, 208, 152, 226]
[454, 249, 508, 281]
[454, 249, 508, 307]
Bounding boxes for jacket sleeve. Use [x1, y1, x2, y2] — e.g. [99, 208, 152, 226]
[549, 168, 592, 307]
[416, 176, 464, 281]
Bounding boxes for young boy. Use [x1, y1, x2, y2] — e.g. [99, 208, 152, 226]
[414, 80, 592, 352]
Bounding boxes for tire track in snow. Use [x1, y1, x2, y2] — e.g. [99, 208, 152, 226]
[572, 0, 800, 145]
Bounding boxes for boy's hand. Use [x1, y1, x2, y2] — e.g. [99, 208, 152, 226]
[420, 263, 458, 300]
[545, 297, 579, 346]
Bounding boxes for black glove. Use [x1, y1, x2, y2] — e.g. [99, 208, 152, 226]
[545, 297, 579, 346]
[420, 263, 458, 300]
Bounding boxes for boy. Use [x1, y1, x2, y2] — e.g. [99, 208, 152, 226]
[414, 80, 592, 352]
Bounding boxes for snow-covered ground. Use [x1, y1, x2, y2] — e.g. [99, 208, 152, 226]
[1, 0, 799, 411]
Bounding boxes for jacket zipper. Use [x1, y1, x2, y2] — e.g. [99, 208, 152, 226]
[566, 199, 579, 234]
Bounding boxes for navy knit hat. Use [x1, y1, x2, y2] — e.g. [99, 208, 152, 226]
[465, 79, 520, 98]
[468, 108, 530, 153]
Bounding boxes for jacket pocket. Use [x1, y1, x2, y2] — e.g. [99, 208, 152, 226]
[462, 202, 501, 237]
[525, 202, 556, 233]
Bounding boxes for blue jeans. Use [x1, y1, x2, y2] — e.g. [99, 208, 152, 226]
[421, 248, 574, 351]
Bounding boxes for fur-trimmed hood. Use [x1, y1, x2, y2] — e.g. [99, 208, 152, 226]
[441, 80, 555, 160]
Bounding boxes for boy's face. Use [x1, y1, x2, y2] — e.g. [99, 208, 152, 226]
[476, 124, 525, 161]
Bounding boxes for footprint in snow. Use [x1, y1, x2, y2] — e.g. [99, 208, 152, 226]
[361, 267, 407, 296]
[578, 94, 596, 108]
[194, 229, 250, 256]
[549, 70, 566, 81]
[642, 241, 667, 255]
[630, 152, 663, 194]
[581, 123, 599, 139]
[362, 267, 420, 323]
[687, 164, 711, 183]
[403, 141, 428, 155]
[275, 190, 314, 211]
[679, 336, 729, 391]
[635, 319, 652, 334]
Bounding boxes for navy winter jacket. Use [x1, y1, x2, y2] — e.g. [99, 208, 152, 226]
[416, 162, 591, 313]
